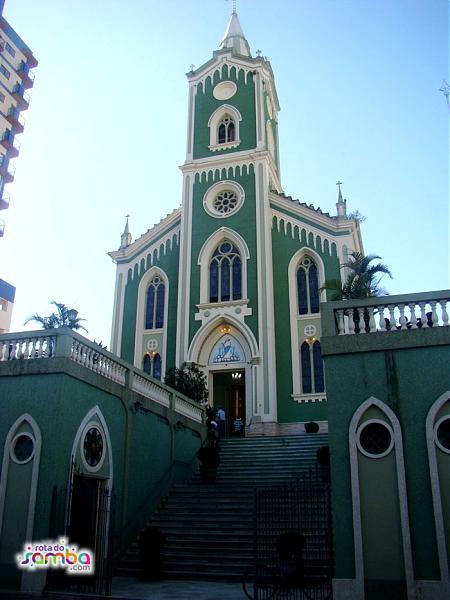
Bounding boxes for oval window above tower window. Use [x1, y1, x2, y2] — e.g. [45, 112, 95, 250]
[213, 81, 237, 100]
[203, 180, 245, 219]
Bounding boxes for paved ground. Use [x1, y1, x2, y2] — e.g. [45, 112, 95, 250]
[0, 577, 248, 600]
[112, 577, 247, 599]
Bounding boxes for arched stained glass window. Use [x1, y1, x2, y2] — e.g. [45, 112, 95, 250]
[297, 257, 320, 315]
[313, 341, 324, 393]
[218, 115, 235, 144]
[153, 354, 162, 380]
[301, 342, 312, 394]
[209, 241, 242, 303]
[143, 354, 151, 374]
[300, 340, 325, 394]
[145, 275, 165, 329]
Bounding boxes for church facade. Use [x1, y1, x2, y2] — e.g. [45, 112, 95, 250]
[109, 9, 363, 433]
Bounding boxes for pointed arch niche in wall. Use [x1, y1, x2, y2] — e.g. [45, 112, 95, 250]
[0, 414, 42, 543]
[426, 391, 450, 592]
[349, 397, 414, 600]
[135, 266, 169, 378]
[288, 248, 326, 401]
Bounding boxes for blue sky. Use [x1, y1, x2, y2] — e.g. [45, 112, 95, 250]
[1, 0, 448, 346]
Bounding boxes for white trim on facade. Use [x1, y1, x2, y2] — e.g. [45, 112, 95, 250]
[288, 247, 326, 399]
[187, 314, 259, 426]
[349, 397, 416, 600]
[426, 392, 450, 593]
[134, 266, 169, 377]
[207, 103, 242, 151]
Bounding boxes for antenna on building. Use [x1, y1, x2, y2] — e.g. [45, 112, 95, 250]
[439, 80, 450, 112]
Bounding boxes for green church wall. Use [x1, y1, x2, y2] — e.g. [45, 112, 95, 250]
[193, 67, 256, 160]
[323, 342, 450, 582]
[188, 167, 259, 346]
[271, 222, 340, 423]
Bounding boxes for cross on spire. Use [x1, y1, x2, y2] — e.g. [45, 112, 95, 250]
[336, 181, 342, 190]
[226, 0, 237, 14]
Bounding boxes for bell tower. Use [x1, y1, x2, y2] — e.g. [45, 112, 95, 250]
[176, 7, 282, 426]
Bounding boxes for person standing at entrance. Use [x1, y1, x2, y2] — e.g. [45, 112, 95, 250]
[217, 407, 226, 437]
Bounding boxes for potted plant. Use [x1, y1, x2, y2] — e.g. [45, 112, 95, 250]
[304, 421, 320, 433]
[198, 446, 220, 482]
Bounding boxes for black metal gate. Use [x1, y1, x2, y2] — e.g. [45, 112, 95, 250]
[46, 474, 115, 596]
[245, 467, 332, 600]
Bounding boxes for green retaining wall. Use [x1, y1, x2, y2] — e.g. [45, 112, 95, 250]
[323, 335, 450, 590]
[0, 357, 204, 590]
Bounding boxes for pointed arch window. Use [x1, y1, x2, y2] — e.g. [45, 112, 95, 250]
[297, 256, 319, 314]
[209, 240, 242, 303]
[300, 340, 325, 394]
[142, 353, 162, 380]
[218, 115, 235, 144]
[145, 275, 165, 329]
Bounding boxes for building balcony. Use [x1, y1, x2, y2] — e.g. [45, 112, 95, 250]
[12, 83, 30, 110]
[0, 190, 10, 210]
[17, 61, 35, 89]
[0, 156, 15, 183]
[24, 51, 38, 69]
[1, 131, 20, 157]
[6, 107, 24, 133]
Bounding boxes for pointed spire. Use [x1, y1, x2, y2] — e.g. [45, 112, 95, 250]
[220, 8, 251, 57]
[120, 214, 132, 250]
[336, 181, 347, 218]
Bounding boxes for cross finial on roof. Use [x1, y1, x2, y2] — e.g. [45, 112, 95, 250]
[256, 49, 262, 57]
[189, 64, 195, 72]
[226, 0, 237, 14]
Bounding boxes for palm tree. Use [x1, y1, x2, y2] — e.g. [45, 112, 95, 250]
[24, 301, 88, 332]
[323, 252, 393, 300]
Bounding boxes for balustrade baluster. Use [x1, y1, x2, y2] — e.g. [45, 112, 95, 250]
[358, 308, 366, 334]
[418, 302, 428, 328]
[408, 302, 418, 329]
[336, 309, 345, 335]
[368, 306, 376, 332]
[429, 301, 438, 327]
[398, 304, 407, 330]
[441, 300, 449, 326]
[377, 305, 386, 331]
[348, 310, 355, 335]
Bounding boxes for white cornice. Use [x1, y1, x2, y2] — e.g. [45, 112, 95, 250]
[109, 207, 181, 263]
[269, 192, 358, 233]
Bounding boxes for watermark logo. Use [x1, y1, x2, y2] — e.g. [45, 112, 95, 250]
[16, 539, 94, 574]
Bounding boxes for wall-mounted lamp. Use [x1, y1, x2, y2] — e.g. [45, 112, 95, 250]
[220, 325, 231, 334]
[305, 336, 317, 346]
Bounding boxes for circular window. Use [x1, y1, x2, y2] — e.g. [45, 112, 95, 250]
[213, 190, 238, 215]
[82, 425, 104, 470]
[213, 81, 237, 101]
[357, 420, 394, 458]
[11, 433, 35, 464]
[435, 416, 450, 454]
[203, 181, 244, 218]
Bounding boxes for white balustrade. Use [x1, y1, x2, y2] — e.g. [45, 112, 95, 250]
[335, 295, 450, 336]
[70, 339, 126, 385]
[174, 395, 203, 423]
[131, 374, 170, 407]
[0, 335, 56, 360]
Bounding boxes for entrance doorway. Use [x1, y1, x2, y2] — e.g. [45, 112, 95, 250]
[212, 370, 245, 436]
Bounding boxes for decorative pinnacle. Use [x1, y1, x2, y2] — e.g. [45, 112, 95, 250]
[256, 49, 262, 57]
[439, 79, 450, 98]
